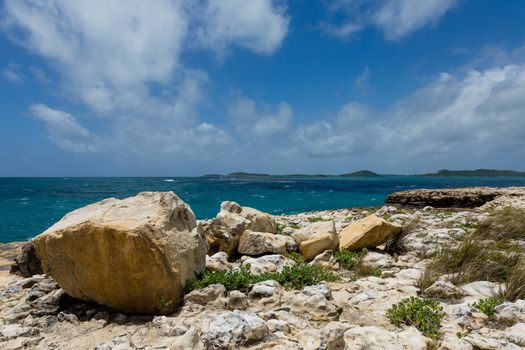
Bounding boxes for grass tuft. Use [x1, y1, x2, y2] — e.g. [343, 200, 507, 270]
[420, 207, 525, 301]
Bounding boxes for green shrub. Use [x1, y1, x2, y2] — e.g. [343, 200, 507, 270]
[185, 263, 339, 292]
[334, 248, 382, 278]
[472, 296, 501, 317]
[387, 296, 445, 340]
[290, 223, 300, 229]
[307, 217, 327, 223]
[334, 248, 368, 269]
[275, 223, 285, 235]
[273, 264, 339, 289]
[284, 251, 305, 264]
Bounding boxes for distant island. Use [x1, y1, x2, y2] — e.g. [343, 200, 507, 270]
[421, 169, 525, 177]
[203, 169, 525, 178]
[203, 170, 382, 178]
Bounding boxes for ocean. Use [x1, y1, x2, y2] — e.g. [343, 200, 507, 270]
[1, 176, 525, 243]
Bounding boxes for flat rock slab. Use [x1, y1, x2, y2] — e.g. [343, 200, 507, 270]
[385, 186, 525, 208]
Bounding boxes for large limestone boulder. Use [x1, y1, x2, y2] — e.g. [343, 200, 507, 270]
[292, 221, 339, 261]
[237, 230, 297, 255]
[203, 201, 276, 256]
[33, 192, 207, 314]
[339, 215, 401, 251]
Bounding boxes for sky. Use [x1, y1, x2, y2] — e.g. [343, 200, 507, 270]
[1, 0, 525, 176]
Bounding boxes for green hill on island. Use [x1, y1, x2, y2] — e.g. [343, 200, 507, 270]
[339, 170, 380, 177]
[422, 169, 525, 177]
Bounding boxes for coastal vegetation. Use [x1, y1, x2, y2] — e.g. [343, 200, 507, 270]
[185, 263, 339, 292]
[387, 296, 445, 340]
[420, 207, 525, 301]
[3, 187, 525, 349]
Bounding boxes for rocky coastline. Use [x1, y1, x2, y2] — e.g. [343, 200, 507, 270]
[1, 187, 525, 349]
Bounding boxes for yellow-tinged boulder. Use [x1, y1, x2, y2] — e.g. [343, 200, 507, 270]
[339, 215, 402, 251]
[291, 221, 338, 261]
[33, 191, 207, 314]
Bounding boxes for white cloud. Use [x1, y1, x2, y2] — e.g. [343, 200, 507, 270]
[325, 0, 457, 40]
[293, 63, 525, 170]
[29, 103, 98, 153]
[1, 0, 289, 165]
[195, 0, 289, 55]
[229, 96, 292, 137]
[2, 62, 25, 83]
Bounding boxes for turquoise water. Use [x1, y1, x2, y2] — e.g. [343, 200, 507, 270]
[1, 176, 525, 243]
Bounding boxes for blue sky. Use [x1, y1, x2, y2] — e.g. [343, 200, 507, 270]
[1, 0, 525, 176]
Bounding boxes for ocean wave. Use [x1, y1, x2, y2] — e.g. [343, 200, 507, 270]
[163, 179, 174, 182]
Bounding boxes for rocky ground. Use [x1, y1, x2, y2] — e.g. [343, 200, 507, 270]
[1, 188, 525, 349]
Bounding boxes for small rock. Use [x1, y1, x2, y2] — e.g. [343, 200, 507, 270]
[300, 321, 350, 350]
[238, 230, 296, 256]
[302, 284, 331, 299]
[460, 281, 502, 299]
[425, 280, 465, 299]
[505, 323, 525, 346]
[184, 284, 227, 307]
[200, 310, 269, 349]
[206, 252, 232, 273]
[10, 241, 43, 277]
[309, 250, 339, 270]
[362, 251, 394, 269]
[151, 316, 189, 337]
[0, 324, 33, 339]
[496, 300, 525, 323]
[266, 319, 290, 333]
[249, 280, 281, 298]
[241, 254, 295, 275]
[227, 291, 248, 310]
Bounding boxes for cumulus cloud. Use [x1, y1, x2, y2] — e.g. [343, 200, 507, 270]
[229, 96, 293, 137]
[195, 0, 289, 55]
[1, 0, 289, 164]
[324, 0, 457, 40]
[293, 63, 525, 170]
[29, 104, 98, 153]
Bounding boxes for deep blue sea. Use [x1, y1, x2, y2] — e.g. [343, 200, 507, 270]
[1, 176, 525, 243]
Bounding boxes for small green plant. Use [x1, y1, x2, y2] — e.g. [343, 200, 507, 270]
[472, 296, 501, 317]
[273, 264, 339, 289]
[290, 223, 300, 229]
[456, 331, 467, 339]
[185, 263, 339, 292]
[159, 296, 174, 308]
[387, 296, 445, 340]
[275, 223, 285, 235]
[334, 248, 368, 270]
[307, 217, 327, 223]
[334, 248, 382, 278]
[284, 251, 305, 264]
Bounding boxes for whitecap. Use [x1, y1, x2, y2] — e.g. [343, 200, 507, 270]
[163, 179, 174, 182]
